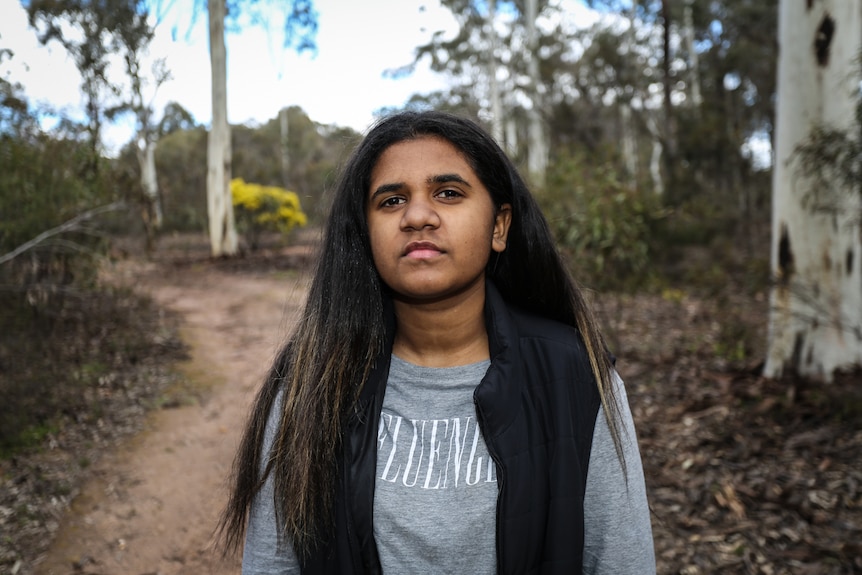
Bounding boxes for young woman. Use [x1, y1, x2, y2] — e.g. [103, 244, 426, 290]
[219, 111, 655, 574]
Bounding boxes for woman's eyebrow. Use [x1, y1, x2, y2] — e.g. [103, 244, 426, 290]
[370, 182, 404, 199]
[429, 173, 472, 187]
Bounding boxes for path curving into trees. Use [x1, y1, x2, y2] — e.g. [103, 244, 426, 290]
[24, 234, 862, 574]
[33, 254, 309, 575]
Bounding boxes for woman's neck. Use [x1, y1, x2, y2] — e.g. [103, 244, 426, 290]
[391, 284, 489, 368]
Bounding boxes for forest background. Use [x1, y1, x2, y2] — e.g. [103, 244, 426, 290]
[1, 0, 861, 573]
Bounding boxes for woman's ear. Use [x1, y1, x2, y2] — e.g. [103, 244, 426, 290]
[492, 204, 513, 253]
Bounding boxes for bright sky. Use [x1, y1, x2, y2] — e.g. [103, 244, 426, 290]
[0, 1, 774, 170]
[0, 0, 459, 151]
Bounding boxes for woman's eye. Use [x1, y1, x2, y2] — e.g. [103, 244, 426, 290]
[380, 196, 404, 207]
[437, 189, 463, 199]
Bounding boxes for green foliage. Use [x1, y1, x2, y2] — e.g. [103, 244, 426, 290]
[794, 123, 862, 215]
[155, 127, 208, 232]
[158, 101, 198, 136]
[0, 71, 37, 138]
[542, 151, 666, 291]
[1, 136, 93, 249]
[152, 107, 358, 234]
[233, 107, 360, 223]
[759, 49, 860, 289]
[413, 0, 777, 286]
[231, 178, 308, 250]
[0, 84, 154, 456]
[25, 0, 155, 150]
[0, 130, 121, 294]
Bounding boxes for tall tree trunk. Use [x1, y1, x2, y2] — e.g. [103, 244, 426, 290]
[659, 0, 676, 198]
[764, 0, 862, 381]
[207, 0, 238, 257]
[280, 106, 291, 189]
[137, 138, 162, 228]
[137, 136, 162, 254]
[620, 103, 637, 187]
[645, 115, 664, 196]
[620, 4, 638, 188]
[524, 0, 547, 188]
[683, 0, 702, 108]
[660, 0, 673, 151]
[505, 117, 518, 157]
[487, 0, 504, 145]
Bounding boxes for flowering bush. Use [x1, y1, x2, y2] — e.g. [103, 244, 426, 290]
[231, 178, 307, 249]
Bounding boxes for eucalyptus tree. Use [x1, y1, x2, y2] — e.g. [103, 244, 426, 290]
[24, 0, 152, 170]
[200, 0, 316, 256]
[207, 0, 235, 256]
[403, 0, 558, 186]
[523, 0, 548, 184]
[115, 17, 170, 245]
[557, 4, 666, 192]
[158, 101, 198, 135]
[765, 0, 862, 380]
[232, 106, 359, 223]
[0, 54, 35, 138]
[579, 0, 777, 224]
[25, 0, 182, 249]
[581, 0, 672, 171]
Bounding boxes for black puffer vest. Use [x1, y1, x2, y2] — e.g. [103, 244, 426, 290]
[301, 282, 602, 574]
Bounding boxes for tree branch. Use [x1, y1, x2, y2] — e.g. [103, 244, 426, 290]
[0, 202, 125, 266]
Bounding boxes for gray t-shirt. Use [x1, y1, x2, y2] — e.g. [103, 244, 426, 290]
[373, 356, 497, 574]
[242, 358, 655, 574]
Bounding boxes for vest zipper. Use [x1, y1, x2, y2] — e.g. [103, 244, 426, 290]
[474, 396, 505, 575]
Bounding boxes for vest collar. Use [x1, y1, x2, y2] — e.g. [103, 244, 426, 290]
[356, 279, 524, 432]
[475, 280, 524, 437]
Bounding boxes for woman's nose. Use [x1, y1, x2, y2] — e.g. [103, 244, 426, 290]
[400, 197, 441, 230]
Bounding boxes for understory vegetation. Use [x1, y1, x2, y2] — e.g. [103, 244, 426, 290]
[0, 94, 773, 458]
[4, 0, 860, 567]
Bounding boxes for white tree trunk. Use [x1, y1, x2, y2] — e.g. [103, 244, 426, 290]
[280, 106, 290, 188]
[524, 0, 547, 188]
[620, 102, 637, 187]
[505, 117, 518, 157]
[649, 139, 663, 195]
[765, 0, 862, 381]
[137, 137, 162, 228]
[683, 0, 702, 108]
[487, 0, 504, 145]
[619, 1, 638, 188]
[207, 0, 238, 257]
[645, 115, 664, 196]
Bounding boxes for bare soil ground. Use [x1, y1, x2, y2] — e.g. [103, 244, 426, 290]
[7, 236, 312, 575]
[3, 232, 861, 574]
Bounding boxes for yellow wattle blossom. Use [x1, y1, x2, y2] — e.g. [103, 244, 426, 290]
[230, 178, 307, 247]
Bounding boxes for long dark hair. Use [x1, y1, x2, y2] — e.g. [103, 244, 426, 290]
[218, 110, 623, 556]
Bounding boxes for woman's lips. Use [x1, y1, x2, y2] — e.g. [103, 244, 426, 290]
[404, 241, 443, 259]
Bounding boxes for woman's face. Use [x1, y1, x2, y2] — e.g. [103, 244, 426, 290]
[366, 136, 511, 304]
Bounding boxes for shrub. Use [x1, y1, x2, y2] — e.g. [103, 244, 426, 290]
[230, 178, 308, 250]
[0, 129, 154, 456]
[541, 152, 666, 292]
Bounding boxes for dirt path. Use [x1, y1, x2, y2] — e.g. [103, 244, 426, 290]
[33, 261, 308, 575]
[24, 246, 862, 574]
